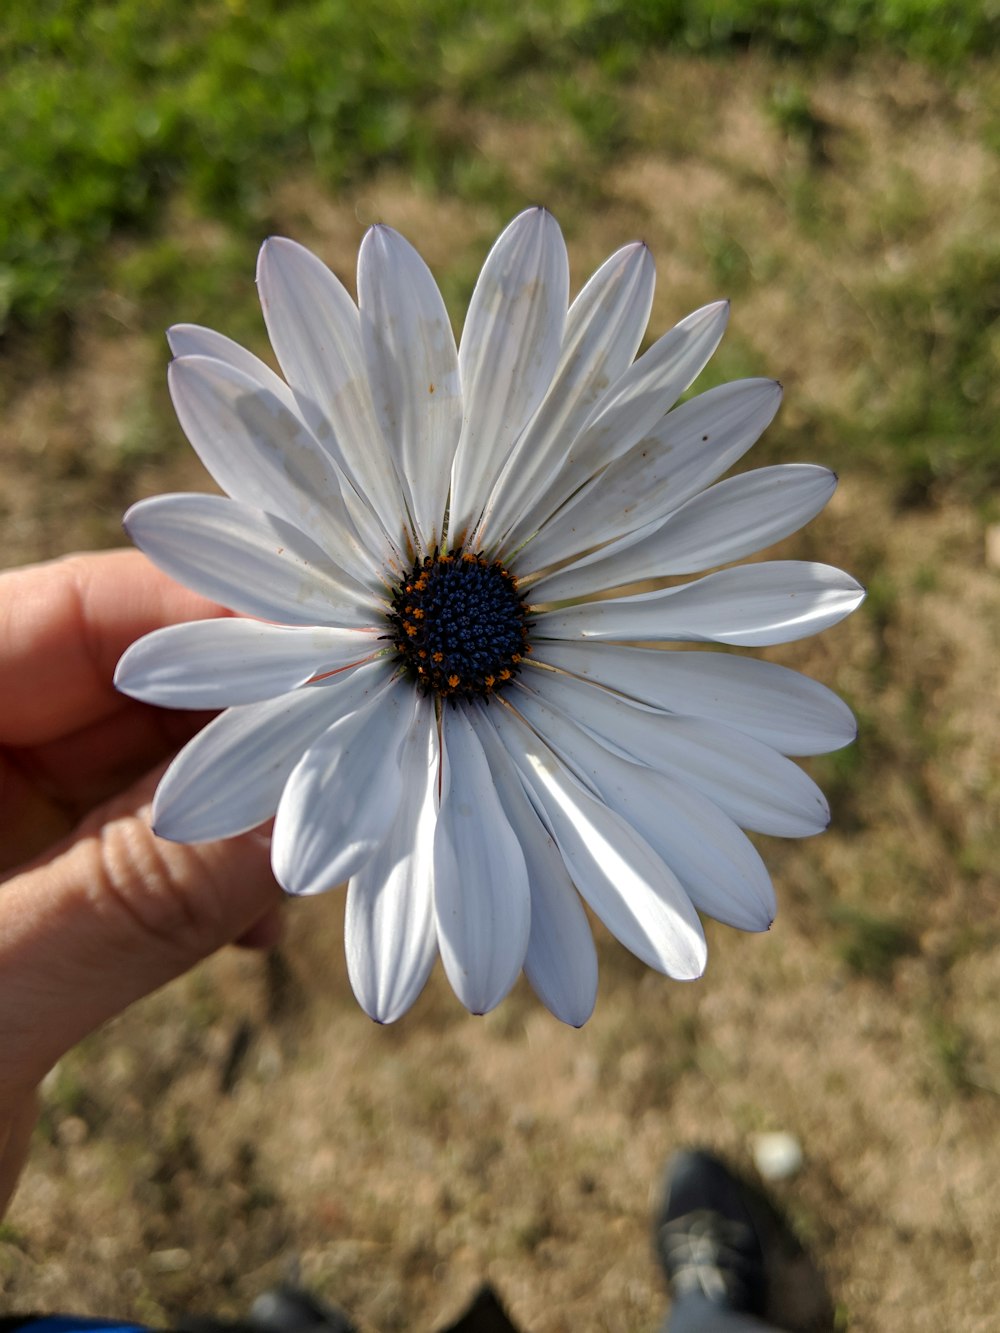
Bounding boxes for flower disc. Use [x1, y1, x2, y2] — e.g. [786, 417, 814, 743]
[387, 550, 530, 701]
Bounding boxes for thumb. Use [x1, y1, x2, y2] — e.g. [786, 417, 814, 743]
[0, 771, 284, 1094]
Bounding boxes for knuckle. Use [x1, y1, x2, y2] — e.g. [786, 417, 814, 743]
[92, 816, 229, 964]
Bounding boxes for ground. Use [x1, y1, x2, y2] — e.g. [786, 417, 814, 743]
[1, 48, 998, 1333]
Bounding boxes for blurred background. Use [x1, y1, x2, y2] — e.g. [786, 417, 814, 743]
[1, 2, 998, 1329]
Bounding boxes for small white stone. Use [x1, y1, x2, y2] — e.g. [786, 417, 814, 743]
[56, 1115, 89, 1147]
[752, 1131, 803, 1181]
[148, 1248, 191, 1273]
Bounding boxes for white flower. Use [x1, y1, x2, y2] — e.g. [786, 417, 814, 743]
[115, 208, 864, 1026]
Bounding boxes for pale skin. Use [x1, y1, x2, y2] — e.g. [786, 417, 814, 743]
[0, 550, 285, 1216]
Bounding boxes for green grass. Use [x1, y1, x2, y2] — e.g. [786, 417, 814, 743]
[2, 3, 999, 501]
[865, 243, 1000, 500]
[829, 905, 919, 981]
[2, 0, 997, 336]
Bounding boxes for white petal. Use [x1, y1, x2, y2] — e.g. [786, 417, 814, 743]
[476, 241, 655, 551]
[335, 479, 399, 583]
[534, 641, 857, 756]
[525, 666, 830, 837]
[125, 493, 382, 628]
[505, 300, 729, 555]
[512, 684, 775, 931]
[492, 704, 706, 979]
[166, 324, 300, 415]
[611, 377, 784, 524]
[167, 353, 383, 578]
[345, 698, 439, 1023]
[115, 619, 380, 708]
[272, 673, 415, 896]
[619, 770, 776, 931]
[256, 237, 404, 550]
[168, 354, 335, 531]
[472, 708, 597, 1026]
[522, 379, 784, 580]
[533, 462, 833, 599]
[449, 209, 569, 539]
[151, 667, 386, 843]
[433, 706, 531, 1014]
[358, 225, 461, 550]
[652, 463, 837, 569]
[535, 561, 866, 647]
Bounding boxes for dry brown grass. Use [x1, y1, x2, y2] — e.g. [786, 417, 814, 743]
[2, 51, 998, 1333]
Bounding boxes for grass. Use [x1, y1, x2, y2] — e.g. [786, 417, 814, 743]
[863, 242, 1000, 499]
[2, 0, 998, 335]
[4, 6, 998, 496]
[828, 905, 919, 981]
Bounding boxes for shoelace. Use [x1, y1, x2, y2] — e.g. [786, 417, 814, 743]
[658, 1208, 759, 1306]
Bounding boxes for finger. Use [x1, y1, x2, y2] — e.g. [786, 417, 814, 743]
[235, 905, 285, 951]
[0, 772, 284, 1094]
[0, 751, 78, 875]
[0, 1092, 38, 1219]
[0, 549, 227, 747]
[1, 707, 215, 875]
[6, 700, 214, 819]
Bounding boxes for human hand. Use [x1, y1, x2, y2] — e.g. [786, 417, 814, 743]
[0, 550, 284, 1214]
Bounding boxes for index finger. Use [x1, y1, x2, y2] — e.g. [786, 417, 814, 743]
[0, 549, 226, 746]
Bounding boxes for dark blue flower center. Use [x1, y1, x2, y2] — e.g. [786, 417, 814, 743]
[388, 550, 531, 701]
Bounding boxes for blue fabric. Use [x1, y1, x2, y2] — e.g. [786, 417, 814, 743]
[19, 1320, 149, 1333]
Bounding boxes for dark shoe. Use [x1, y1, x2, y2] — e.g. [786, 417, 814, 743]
[248, 1287, 358, 1333]
[654, 1150, 767, 1317]
[438, 1282, 522, 1332]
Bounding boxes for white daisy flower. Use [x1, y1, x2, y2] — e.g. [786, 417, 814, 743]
[115, 208, 864, 1027]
